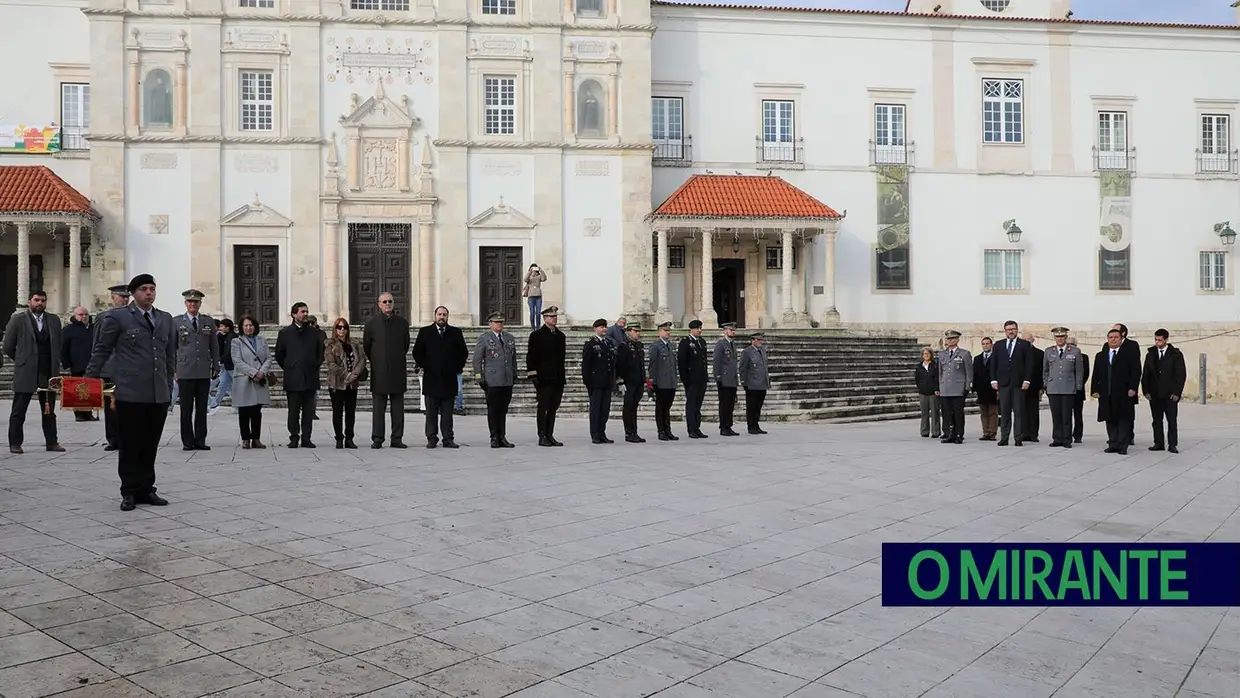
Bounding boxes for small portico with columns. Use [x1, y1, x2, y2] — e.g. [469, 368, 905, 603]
[646, 174, 844, 329]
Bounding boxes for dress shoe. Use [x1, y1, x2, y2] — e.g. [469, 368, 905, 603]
[1049, 442, 1063, 448]
[8, 445, 22, 454]
[658, 433, 671, 441]
[1073, 438, 1082, 443]
[426, 441, 438, 449]
[242, 440, 252, 450]
[1104, 447, 1117, 453]
[120, 495, 136, 511]
[688, 432, 702, 439]
[539, 437, 554, 447]
[195, 444, 210, 451]
[371, 442, 382, 449]
[954, 437, 964, 444]
[1026, 438, 1040, 443]
[301, 440, 316, 449]
[1117, 447, 1128, 455]
[592, 438, 605, 444]
[750, 428, 768, 435]
[46, 444, 66, 452]
[997, 440, 1008, 447]
[940, 437, 953, 444]
[491, 438, 503, 448]
[931, 433, 941, 439]
[142, 492, 168, 506]
[443, 440, 459, 449]
[1148, 445, 1165, 452]
[251, 439, 266, 449]
[344, 438, 357, 449]
[693, 432, 708, 439]
[500, 438, 515, 448]
[183, 445, 197, 451]
[390, 441, 407, 449]
[626, 434, 645, 443]
[1169, 446, 1179, 453]
[665, 433, 680, 441]
[549, 436, 563, 447]
[602, 436, 614, 443]
[104, 443, 118, 451]
[721, 429, 739, 436]
[1014, 440, 1023, 447]
[1063, 443, 1072, 449]
[288, 438, 300, 448]
[336, 438, 345, 449]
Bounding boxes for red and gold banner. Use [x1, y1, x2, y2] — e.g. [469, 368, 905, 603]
[59, 377, 105, 411]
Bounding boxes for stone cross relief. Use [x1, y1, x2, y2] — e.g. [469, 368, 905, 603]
[363, 139, 398, 190]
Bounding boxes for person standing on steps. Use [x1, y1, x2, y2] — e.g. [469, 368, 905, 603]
[324, 318, 367, 449]
[363, 293, 411, 449]
[412, 305, 468, 449]
[274, 302, 324, 448]
[231, 315, 273, 450]
[173, 289, 219, 451]
[1042, 327, 1085, 449]
[990, 320, 1035, 447]
[96, 284, 132, 451]
[1141, 328, 1186, 454]
[739, 332, 770, 435]
[583, 318, 618, 444]
[1067, 335, 1090, 444]
[523, 263, 547, 330]
[4, 290, 65, 454]
[474, 312, 518, 448]
[1093, 328, 1141, 455]
[86, 274, 176, 511]
[525, 305, 566, 447]
[972, 337, 998, 441]
[647, 321, 679, 441]
[616, 323, 647, 443]
[678, 319, 709, 439]
[712, 322, 740, 437]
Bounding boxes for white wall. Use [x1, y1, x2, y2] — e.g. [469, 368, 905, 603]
[561, 154, 624, 322]
[124, 148, 192, 303]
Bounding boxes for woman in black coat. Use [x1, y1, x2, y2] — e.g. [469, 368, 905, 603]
[915, 346, 941, 438]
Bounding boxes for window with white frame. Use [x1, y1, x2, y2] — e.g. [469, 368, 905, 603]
[1199, 114, 1232, 172]
[483, 75, 516, 136]
[1200, 251, 1227, 291]
[350, 0, 409, 9]
[576, 0, 603, 16]
[982, 78, 1023, 144]
[874, 103, 906, 164]
[1096, 111, 1128, 170]
[240, 0, 275, 7]
[652, 97, 684, 160]
[239, 70, 274, 131]
[60, 83, 90, 150]
[983, 249, 1022, 290]
[761, 99, 795, 161]
[482, 0, 516, 14]
[765, 246, 797, 270]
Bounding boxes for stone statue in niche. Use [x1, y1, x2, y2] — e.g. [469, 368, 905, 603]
[144, 69, 173, 127]
[362, 139, 398, 190]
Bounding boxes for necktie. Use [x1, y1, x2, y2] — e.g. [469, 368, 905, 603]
[144, 311, 154, 332]
[192, 316, 198, 332]
[1159, 349, 1164, 360]
[497, 333, 504, 348]
[1059, 347, 1064, 359]
[950, 349, 955, 360]
[1110, 349, 1116, 364]
[438, 326, 444, 336]
[1008, 341, 1014, 358]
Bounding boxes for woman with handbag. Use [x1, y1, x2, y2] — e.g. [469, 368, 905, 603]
[231, 315, 273, 449]
[324, 317, 367, 449]
[523, 263, 547, 329]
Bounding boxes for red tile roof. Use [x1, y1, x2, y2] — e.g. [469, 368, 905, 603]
[0, 165, 95, 216]
[651, 174, 843, 220]
[654, 0, 1240, 32]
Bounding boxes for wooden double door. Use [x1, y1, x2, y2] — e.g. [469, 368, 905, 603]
[348, 223, 412, 325]
[479, 246, 524, 325]
[234, 245, 280, 326]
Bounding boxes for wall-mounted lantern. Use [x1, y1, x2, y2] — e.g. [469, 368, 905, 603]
[1215, 221, 1236, 246]
[1002, 219, 1023, 243]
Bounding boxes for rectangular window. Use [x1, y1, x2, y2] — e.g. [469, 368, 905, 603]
[239, 70, 273, 131]
[765, 246, 797, 270]
[652, 97, 684, 160]
[982, 78, 1023, 144]
[60, 83, 90, 151]
[876, 246, 910, 290]
[240, 0, 275, 7]
[1199, 114, 1232, 173]
[653, 244, 686, 269]
[483, 76, 516, 136]
[1096, 111, 1129, 170]
[482, 0, 516, 14]
[1098, 248, 1130, 291]
[350, 0, 409, 9]
[983, 249, 1022, 290]
[576, 0, 603, 16]
[761, 99, 795, 161]
[873, 103, 906, 164]
[1200, 251, 1227, 291]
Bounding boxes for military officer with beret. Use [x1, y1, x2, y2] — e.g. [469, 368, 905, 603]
[616, 324, 647, 443]
[739, 332, 770, 434]
[936, 330, 973, 444]
[473, 312, 518, 448]
[678, 319, 710, 439]
[647, 321, 679, 440]
[583, 318, 618, 444]
[96, 284, 132, 451]
[712, 322, 741, 437]
[526, 305, 566, 447]
[173, 289, 219, 451]
[1043, 326, 1085, 448]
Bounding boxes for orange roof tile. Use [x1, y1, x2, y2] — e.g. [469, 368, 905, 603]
[651, 174, 843, 220]
[0, 165, 95, 216]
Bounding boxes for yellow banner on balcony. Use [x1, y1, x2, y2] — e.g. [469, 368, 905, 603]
[0, 124, 62, 154]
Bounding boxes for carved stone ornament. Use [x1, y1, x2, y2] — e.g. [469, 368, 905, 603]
[583, 218, 602, 237]
[469, 36, 531, 60]
[482, 158, 522, 176]
[149, 215, 169, 235]
[234, 153, 279, 174]
[572, 40, 611, 60]
[220, 195, 294, 228]
[224, 29, 287, 53]
[327, 35, 433, 85]
[575, 160, 610, 177]
[140, 153, 178, 170]
[363, 139, 399, 190]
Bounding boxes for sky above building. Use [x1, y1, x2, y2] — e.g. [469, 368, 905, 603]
[671, 0, 1237, 24]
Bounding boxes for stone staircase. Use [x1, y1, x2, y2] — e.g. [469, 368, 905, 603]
[0, 328, 947, 423]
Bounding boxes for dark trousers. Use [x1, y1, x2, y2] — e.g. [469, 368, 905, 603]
[684, 381, 706, 434]
[535, 382, 564, 437]
[286, 390, 315, 440]
[745, 388, 767, 430]
[1072, 395, 1085, 441]
[117, 401, 168, 497]
[1106, 418, 1134, 450]
[485, 385, 513, 439]
[1150, 397, 1179, 448]
[371, 392, 405, 444]
[329, 389, 357, 440]
[1023, 390, 1041, 440]
[655, 388, 676, 434]
[998, 385, 1025, 442]
[237, 405, 263, 441]
[717, 384, 737, 431]
[178, 378, 210, 447]
[941, 395, 965, 438]
[622, 384, 643, 435]
[104, 395, 119, 446]
[588, 387, 612, 439]
[978, 403, 998, 438]
[424, 395, 455, 442]
[1048, 394, 1074, 445]
[9, 392, 58, 448]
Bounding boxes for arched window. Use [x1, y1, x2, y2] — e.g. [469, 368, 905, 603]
[143, 69, 173, 127]
[576, 79, 604, 137]
[576, 0, 603, 17]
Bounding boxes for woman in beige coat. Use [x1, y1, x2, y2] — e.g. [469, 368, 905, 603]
[523, 263, 547, 329]
[324, 317, 367, 449]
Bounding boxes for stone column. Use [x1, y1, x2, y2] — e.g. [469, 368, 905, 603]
[822, 227, 841, 326]
[174, 60, 188, 134]
[68, 223, 81, 308]
[418, 218, 433, 324]
[324, 219, 341, 320]
[398, 138, 411, 192]
[698, 228, 717, 327]
[16, 222, 30, 306]
[562, 71, 574, 137]
[127, 54, 140, 133]
[607, 71, 618, 138]
[655, 228, 671, 323]
[347, 135, 360, 191]
[779, 229, 797, 326]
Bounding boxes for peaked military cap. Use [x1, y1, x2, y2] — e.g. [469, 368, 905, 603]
[1051, 326, 1070, 337]
[627, 324, 642, 332]
[657, 321, 673, 329]
[688, 319, 703, 329]
[541, 306, 559, 316]
[486, 312, 505, 322]
[720, 322, 737, 329]
[592, 318, 608, 328]
[107, 284, 131, 297]
[749, 332, 765, 339]
[943, 329, 962, 339]
[182, 289, 206, 301]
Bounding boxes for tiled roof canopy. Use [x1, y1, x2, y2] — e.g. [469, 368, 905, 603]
[650, 174, 843, 220]
[0, 165, 96, 217]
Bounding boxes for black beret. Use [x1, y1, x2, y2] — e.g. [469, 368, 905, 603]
[128, 274, 155, 293]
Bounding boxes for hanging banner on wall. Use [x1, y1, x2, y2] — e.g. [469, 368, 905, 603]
[1098, 170, 1132, 252]
[876, 164, 910, 252]
[0, 124, 62, 154]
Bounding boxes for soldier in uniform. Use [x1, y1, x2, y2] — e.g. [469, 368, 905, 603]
[86, 274, 177, 511]
[616, 324, 647, 443]
[96, 284, 131, 451]
[525, 305, 566, 447]
[583, 318, 617, 444]
[712, 322, 740, 437]
[172, 289, 219, 451]
[647, 321, 679, 441]
[678, 319, 709, 439]
[1043, 326, 1085, 448]
[936, 330, 973, 444]
[473, 312, 518, 448]
[739, 331, 770, 434]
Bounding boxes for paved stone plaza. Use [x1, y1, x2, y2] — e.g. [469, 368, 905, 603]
[0, 401, 1237, 698]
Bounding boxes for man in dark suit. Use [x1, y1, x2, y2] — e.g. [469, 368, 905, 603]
[525, 305, 567, 447]
[1093, 328, 1141, 455]
[677, 319, 709, 439]
[1021, 332, 1044, 442]
[412, 305, 468, 449]
[1067, 335, 1090, 444]
[274, 302, 325, 448]
[3, 291, 64, 454]
[972, 336, 998, 440]
[989, 320, 1035, 447]
[1141, 328, 1187, 454]
[1110, 323, 1141, 445]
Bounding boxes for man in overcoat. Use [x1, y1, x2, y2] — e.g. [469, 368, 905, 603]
[274, 302, 324, 448]
[972, 337, 998, 440]
[712, 322, 740, 437]
[4, 290, 64, 453]
[1092, 328, 1141, 455]
[1043, 327, 1086, 448]
[172, 289, 219, 450]
[678, 319, 709, 439]
[647, 321, 679, 441]
[990, 320, 1036, 447]
[615, 324, 647, 443]
[525, 305, 567, 447]
[363, 292, 411, 448]
[1141, 328, 1187, 453]
[739, 331, 771, 434]
[473, 312, 518, 448]
[936, 329, 973, 444]
[412, 305, 468, 449]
